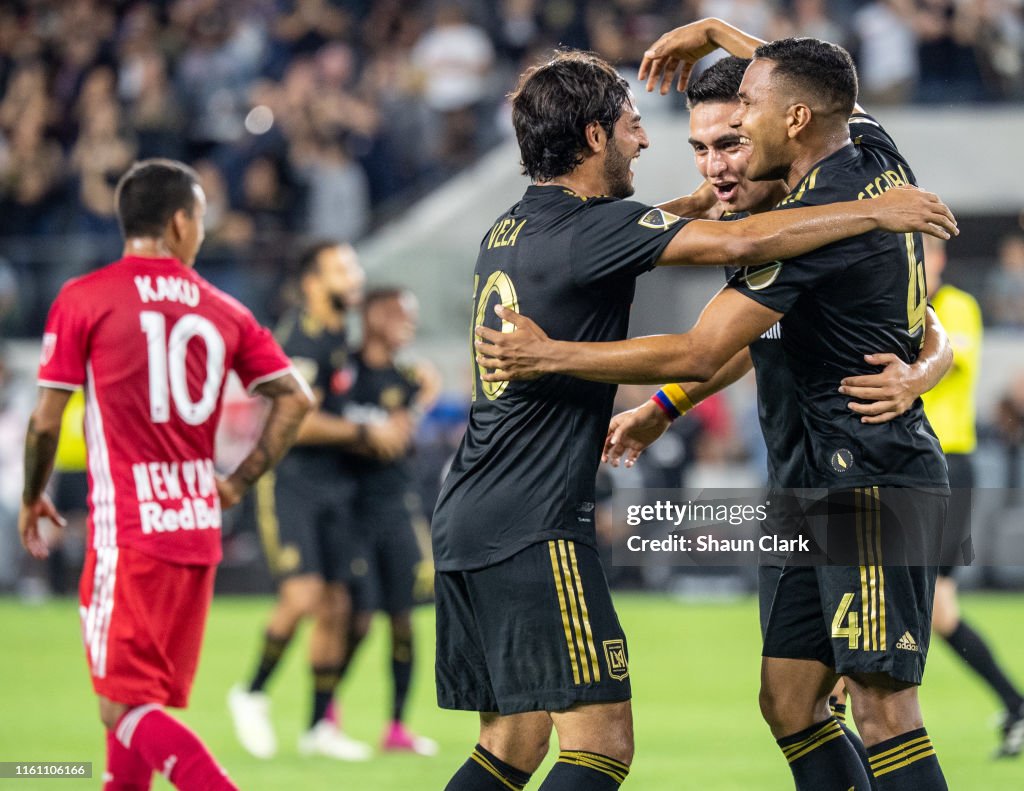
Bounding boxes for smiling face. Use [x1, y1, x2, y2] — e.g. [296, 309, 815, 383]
[731, 59, 797, 183]
[689, 100, 785, 213]
[603, 97, 649, 199]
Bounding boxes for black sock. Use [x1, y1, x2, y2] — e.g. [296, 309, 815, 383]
[248, 632, 291, 693]
[391, 631, 414, 722]
[538, 751, 629, 789]
[946, 621, 1024, 712]
[867, 728, 947, 790]
[778, 718, 872, 790]
[445, 744, 531, 791]
[311, 664, 343, 727]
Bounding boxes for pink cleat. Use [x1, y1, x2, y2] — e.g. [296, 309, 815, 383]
[323, 700, 340, 727]
[381, 721, 439, 756]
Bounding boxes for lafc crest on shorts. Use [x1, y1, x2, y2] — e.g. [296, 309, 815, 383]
[603, 639, 629, 681]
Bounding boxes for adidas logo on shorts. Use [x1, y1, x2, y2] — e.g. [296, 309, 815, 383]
[896, 631, 919, 652]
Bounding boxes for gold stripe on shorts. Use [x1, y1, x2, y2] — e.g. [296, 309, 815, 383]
[549, 541, 582, 685]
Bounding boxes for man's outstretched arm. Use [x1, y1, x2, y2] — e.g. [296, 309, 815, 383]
[476, 288, 781, 385]
[656, 185, 956, 268]
[218, 372, 313, 508]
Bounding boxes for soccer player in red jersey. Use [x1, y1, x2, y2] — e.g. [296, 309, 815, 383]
[18, 158, 313, 791]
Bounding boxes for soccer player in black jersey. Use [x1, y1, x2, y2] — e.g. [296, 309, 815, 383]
[229, 242, 412, 761]
[434, 49, 956, 791]
[326, 287, 440, 755]
[475, 20, 960, 791]
[602, 54, 954, 788]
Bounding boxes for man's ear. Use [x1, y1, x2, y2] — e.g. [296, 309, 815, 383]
[168, 208, 190, 242]
[786, 103, 813, 140]
[584, 120, 607, 154]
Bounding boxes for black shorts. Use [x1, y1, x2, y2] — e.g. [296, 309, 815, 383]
[350, 490, 425, 614]
[435, 540, 631, 714]
[254, 466, 363, 585]
[762, 487, 947, 685]
[758, 489, 818, 638]
[938, 453, 975, 577]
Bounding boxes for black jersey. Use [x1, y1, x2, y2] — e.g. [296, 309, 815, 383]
[342, 351, 420, 494]
[728, 114, 947, 489]
[432, 185, 690, 570]
[724, 215, 807, 490]
[275, 310, 352, 477]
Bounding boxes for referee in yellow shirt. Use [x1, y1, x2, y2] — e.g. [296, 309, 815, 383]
[922, 236, 1024, 758]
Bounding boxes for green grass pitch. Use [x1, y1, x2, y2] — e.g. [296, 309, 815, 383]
[2, 593, 1022, 789]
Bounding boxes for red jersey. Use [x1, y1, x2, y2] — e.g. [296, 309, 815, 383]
[38, 255, 291, 565]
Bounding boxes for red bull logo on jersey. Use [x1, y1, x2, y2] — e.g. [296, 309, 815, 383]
[132, 458, 222, 534]
[134, 275, 200, 307]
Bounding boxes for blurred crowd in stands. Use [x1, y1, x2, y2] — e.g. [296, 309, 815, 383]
[0, 0, 1023, 335]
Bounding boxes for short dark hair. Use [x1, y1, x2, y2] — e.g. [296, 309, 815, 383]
[686, 56, 751, 108]
[753, 38, 857, 116]
[510, 50, 631, 182]
[115, 159, 199, 238]
[363, 287, 406, 311]
[297, 240, 342, 278]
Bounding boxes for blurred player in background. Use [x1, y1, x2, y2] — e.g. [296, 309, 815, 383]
[921, 235, 1024, 758]
[228, 241, 411, 761]
[19, 158, 311, 791]
[325, 286, 440, 755]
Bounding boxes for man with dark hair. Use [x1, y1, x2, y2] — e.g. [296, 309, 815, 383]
[20, 158, 313, 790]
[475, 20, 959, 791]
[228, 241, 412, 761]
[605, 52, 953, 788]
[435, 48, 956, 791]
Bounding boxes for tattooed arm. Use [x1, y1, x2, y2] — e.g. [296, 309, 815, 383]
[217, 372, 313, 508]
[20, 388, 72, 559]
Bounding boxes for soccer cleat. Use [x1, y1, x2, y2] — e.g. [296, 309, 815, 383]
[298, 720, 372, 761]
[381, 721, 439, 756]
[227, 684, 277, 759]
[996, 704, 1024, 758]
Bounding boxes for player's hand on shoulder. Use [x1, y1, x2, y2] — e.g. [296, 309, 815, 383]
[475, 305, 551, 381]
[872, 185, 958, 239]
[839, 353, 918, 425]
[18, 494, 66, 559]
[603, 400, 673, 467]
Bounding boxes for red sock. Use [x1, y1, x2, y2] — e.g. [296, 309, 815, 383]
[115, 705, 237, 791]
[104, 729, 152, 790]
